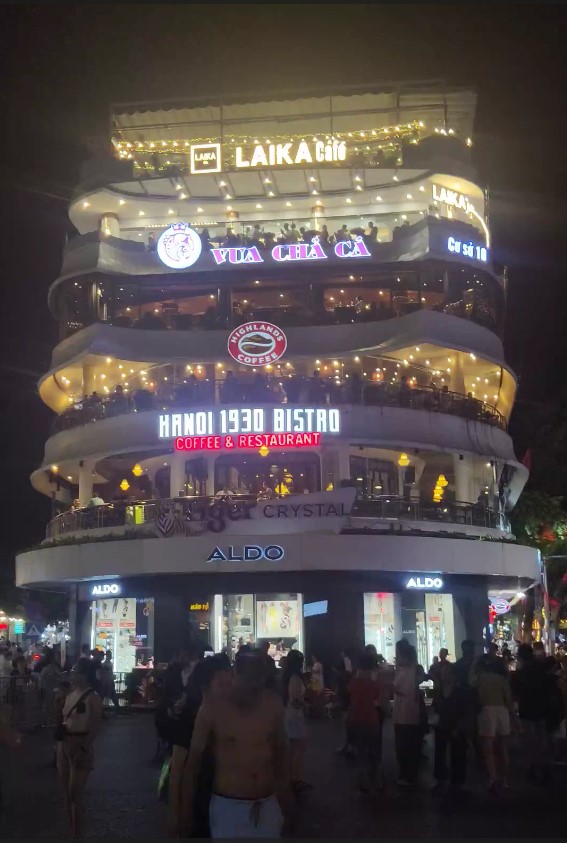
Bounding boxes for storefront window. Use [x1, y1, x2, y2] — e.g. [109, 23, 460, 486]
[213, 592, 303, 664]
[215, 453, 320, 496]
[350, 455, 397, 498]
[91, 596, 154, 672]
[364, 590, 456, 666]
[363, 592, 396, 663]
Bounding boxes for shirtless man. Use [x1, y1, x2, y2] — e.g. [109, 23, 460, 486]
[180, 652, 291, 838]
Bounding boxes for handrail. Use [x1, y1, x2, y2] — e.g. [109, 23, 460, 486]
[50, 380, 506, 435]
[45, 494, 509, 540]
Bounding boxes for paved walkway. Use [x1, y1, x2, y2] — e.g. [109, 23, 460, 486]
[0, 712, 565, 837]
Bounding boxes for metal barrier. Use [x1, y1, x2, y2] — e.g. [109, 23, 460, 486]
[46, 493, 508, 539]
[0, 675, 44, 731]
[51, 380, 506, 434]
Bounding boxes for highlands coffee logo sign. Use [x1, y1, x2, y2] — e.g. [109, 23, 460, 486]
[227, 321, 287, 366]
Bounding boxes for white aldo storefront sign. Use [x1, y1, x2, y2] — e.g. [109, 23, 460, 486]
[405, 576, 444, 590]
[91, 582, 121, 597]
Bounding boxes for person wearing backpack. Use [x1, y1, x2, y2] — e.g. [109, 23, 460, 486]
[56, 659, 102, 837]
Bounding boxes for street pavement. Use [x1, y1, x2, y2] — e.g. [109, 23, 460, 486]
[1, 712, 566, 838]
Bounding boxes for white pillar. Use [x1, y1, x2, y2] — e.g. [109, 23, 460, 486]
[204, 454, 216, 496]
[453, 353, 466, 395]
[101, 213, 120, 237]
[169, 454, 186, 498]
[78, 459, 95, 506]
[453, 453, 475, 503]
[336, 447, 351, 484]
[82, 364, 96, 397]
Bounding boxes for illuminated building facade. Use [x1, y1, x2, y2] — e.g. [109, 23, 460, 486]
[17, 83, 539, 668]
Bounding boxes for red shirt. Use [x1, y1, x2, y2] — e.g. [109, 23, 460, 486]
[347, 675, 381, 725]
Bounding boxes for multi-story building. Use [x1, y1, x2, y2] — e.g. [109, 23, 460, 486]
[16, 83, 539, 671]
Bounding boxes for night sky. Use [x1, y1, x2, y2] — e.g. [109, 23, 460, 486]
[1, 5, 566, 577]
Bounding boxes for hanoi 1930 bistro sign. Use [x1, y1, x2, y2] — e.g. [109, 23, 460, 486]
[159, 407, 341, 452]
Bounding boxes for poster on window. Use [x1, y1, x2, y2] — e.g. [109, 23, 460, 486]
[256, 598, 299, 640]
[94, 596, 137, 673]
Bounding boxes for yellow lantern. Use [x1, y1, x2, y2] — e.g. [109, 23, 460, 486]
[398, 453, 410, 467]
[437, 474, 448, 487]
[120, 479, 130, 492]
[326, 482, 334, 491]
[258, 445, 270, 457]
[132, 463, 143, 477]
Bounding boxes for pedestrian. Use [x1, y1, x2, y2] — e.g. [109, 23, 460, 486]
[430, 650, 458, 793]
[393, 639, 425, 787]
[179, 652, 291, 838]
[56, 659, 102, 837]
[168, 655, 232, 837]
[99, 650, 120, 712]
[471, 652, 514, 793]
[347, 653, 384, 792]
[335, 648, 355, 756]
[283, 649, 310, 794]
[38, 650, 62, 726]
[512, 643, 558, 784]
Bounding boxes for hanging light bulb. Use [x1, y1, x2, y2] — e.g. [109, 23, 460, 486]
[120, 479, 130, 491]
[132, 463, 143, 477]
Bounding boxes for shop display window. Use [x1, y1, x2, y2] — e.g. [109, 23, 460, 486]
[92, 596, 154, 673]
[425, 592, 456, 662]
[213, 592, 303, 664]
[363, 592, 396, 663]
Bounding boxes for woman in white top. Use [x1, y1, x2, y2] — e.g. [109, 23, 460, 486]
[393, 640, 425, 786]
[282, 649, 310, 793]
[57, 660, 102, 837]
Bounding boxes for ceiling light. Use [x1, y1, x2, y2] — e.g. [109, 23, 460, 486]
[179, 193, 187, 199]
[175, 184, 182, 190]
[346, 198, 352, 204]
[285, 201, 292, 207]
[168, 209, 174, 214]
[139, 210, 145, 216]
[197, 207, 204, 213]
[119, 199, 126, 205]
[82, 201, 90, 208]
[256, 203, 262, 209]
[219, 180, 226, 187]
[264, 178, 271, 184]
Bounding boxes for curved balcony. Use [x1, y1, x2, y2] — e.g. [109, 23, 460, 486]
[51, 380, 506, 435]
[45, 493, 508, 542]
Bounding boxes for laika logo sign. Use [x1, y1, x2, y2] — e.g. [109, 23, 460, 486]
[207, 545, 284, 562]
[190, 143, 221, 174]
[157, 223, 202, 269]
[405, 576, 443, 590]
[91, 583, 121, 597]
[227, 321, 287, 366]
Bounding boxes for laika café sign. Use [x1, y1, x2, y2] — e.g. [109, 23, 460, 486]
[432, 184, 474, 213]
[228, 322, 287, 366]
[234, 139, 347, 169]
[158, 407, 341, 452]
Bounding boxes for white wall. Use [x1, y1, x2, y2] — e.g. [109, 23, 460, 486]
[16, 532, 540, 588]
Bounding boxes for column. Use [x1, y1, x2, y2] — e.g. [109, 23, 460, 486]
[452, 353, 466, 395]
[78, 459, 95, 506]
[169, 454, 186, 498]
[100, 213, 120, 237]
[336, 447, 351, 485]
[453, 453, 474, 503]
[82, 365, 97, 397]
[204, 454, 216, 496]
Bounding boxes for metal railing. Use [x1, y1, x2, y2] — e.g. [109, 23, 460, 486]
[51, 380, 506, 435]
[46, 493, 508, 540]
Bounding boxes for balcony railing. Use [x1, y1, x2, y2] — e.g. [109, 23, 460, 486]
[51, 380, 506, 435]
[45, 494, 508, 541]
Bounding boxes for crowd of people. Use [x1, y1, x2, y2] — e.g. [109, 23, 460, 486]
[2, 635, 567, 837]
[54, 372, 503, 436]
[147, 220, 384, 255]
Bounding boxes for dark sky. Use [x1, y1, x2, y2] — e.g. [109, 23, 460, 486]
[1, 4, 566, 572]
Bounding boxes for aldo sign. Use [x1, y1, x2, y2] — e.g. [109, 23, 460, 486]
[207, 545, 284, 563]
[91, 582, 121, 597]
[405, 576, 443, 590]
